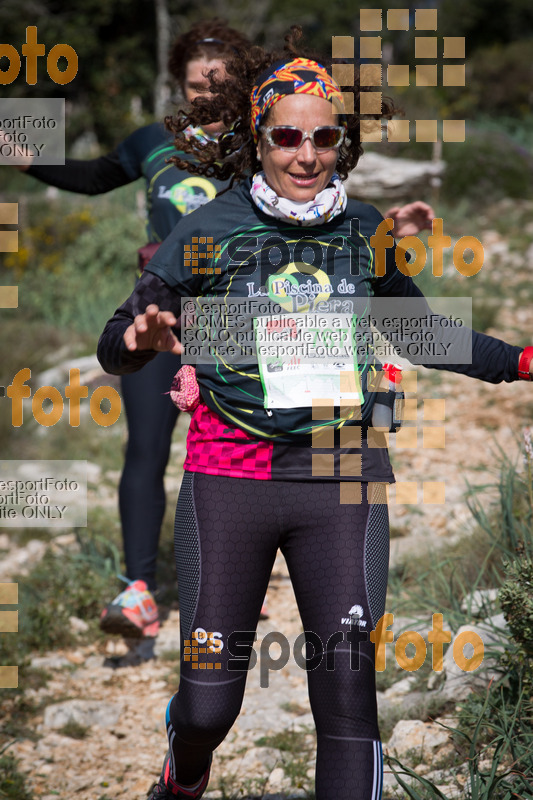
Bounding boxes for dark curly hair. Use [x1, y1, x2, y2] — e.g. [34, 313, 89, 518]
[165, 26, 397, 184]
[168, 18, 252, 88]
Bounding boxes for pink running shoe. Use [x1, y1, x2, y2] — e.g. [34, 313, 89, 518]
[99, 580, 160, 638]
[148, 751, 211, 799]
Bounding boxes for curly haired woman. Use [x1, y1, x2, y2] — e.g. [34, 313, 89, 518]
[98, 27, 529, 800]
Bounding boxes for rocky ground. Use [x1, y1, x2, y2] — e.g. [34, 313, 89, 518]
[2, 224, 533, 799]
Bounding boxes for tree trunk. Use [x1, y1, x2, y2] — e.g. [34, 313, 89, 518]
[154, 0, 171, 119]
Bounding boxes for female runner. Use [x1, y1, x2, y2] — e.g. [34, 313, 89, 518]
[13, 20, 252, 636]
[97, 28, 529, 800]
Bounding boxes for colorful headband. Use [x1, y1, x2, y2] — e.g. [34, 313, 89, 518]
[250, 58, 345, 143]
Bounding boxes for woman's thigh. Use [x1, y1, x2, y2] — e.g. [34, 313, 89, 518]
[174, 473, 282, 667]
[279, 482, 390, 740]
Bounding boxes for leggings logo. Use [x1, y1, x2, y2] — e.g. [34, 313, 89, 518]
[183, 629, 224, 670]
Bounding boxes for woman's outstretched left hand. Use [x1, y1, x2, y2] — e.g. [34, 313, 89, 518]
[384, 201, 435, 238]
[123, 304, 183, 355]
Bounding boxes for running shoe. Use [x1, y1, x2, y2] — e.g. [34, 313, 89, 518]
[148, 751, 211, 799]
[99, 579, 160, 638]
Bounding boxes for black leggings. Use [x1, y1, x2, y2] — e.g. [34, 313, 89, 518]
[119, 351, 180, 591]
[167, 472, 389, 800]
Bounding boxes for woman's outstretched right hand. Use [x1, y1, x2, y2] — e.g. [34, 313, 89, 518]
[123, 304, 183, 355]
[0, 130, 33, 171]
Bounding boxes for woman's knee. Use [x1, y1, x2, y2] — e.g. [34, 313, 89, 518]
[308, 656, 379, 739]
[168, 683, 244, 746]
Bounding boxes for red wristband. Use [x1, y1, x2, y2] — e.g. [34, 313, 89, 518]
[518, 347, 533, 380]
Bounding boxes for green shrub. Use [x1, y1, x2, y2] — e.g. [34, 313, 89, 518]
[387, 437, 533, 799]
[461, 40, 533, 122]
[391, 442, 533, 628]
[2, 208, 96, 277]
[471, 114, 533, 154]
[442, 130, 533, 206]
[0, 529, 122, 668]
[14, 211, 143, 336]
[499, 558, 533, 656]
[0, 752, 33, 800]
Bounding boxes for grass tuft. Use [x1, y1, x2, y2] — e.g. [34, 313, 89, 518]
[0, 751, 33, 800]
[58, 721, 90, 740]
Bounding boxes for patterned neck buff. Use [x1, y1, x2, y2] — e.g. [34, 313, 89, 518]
[250, 171, 347, 226]
[250, 58, 345, 143]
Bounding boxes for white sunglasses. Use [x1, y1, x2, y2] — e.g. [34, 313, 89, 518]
[261, 125, 345, 152]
